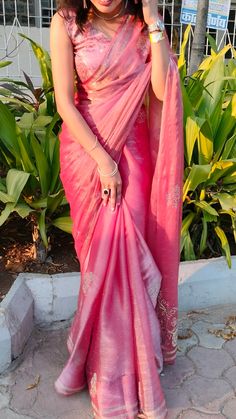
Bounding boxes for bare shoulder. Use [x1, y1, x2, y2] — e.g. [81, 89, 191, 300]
[50, 10, 66, 28]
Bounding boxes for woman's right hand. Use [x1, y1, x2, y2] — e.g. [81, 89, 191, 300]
[98, 160, 122, 211]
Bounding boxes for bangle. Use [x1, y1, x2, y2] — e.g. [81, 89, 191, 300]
[147, 17, 165, 33]
[87, 135, 98, 153]
[97, 160, 118, 177]
[149, 31, 165, 44]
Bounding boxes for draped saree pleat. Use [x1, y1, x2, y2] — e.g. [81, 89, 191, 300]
[54, 9, 184, 418]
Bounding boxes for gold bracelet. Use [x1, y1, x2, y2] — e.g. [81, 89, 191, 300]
[97, 161, 118, 177]
[87, 135, 98, 153]
[149, 31, 165, 44]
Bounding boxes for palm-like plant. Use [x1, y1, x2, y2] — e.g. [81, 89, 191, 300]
[179, 25, 236, 268]
[0, 36, 72, 262]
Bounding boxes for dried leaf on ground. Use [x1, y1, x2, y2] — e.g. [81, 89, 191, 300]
[26, 374, 41, 390]
[208, 315, 236, 341]
[178, 328, 193, 340]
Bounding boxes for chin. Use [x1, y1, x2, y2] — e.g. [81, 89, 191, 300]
[91, 0, 123, 14]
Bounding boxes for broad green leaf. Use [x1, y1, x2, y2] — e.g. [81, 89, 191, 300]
[18, 112, 35, 130]
[31, 133, 50, 197]
[17, 133, 37, 175]
[6, 169, 30, 203]
[14, 203, 32, 218]
[183, 164, 211, 201]
[181, 78, 195, 126]
[47, 189, 64, 214]
[0, 202, 14, 226]
[197, 119, 214, 165]
[32, 115, 53, 129]
[50, 140, 60, 192]
[19, 34, 52, 90]
[178, 24, 191, 77]
[198, 56, 225, 118]
[0, 101, 20, 158]
[181, 211, 195, 252]
[0, 97, 35, 112]
[208, 95, 223, 138]
[200, 217, 208, 254]
[52, 216, 73, 234]
[223, 172, 236, 185]
[206, 33, 218, 53]
[213, 94, 236, 160]
[24, 196, 47, 209]
[38, 208, 48, 248]
[185, 116, 199, 165]
[183, 231, 196, 260]
[214, 226, 232, 268]
[194, 200, 219, 216]
[203, 211, 218, 222]
[221, 132, 236, 160]
[0, 191, 14, 204]
[207, 160, 236, 184]
[214, 193, 236, 211]
[231, 214, 236, 243]
[0, 61, 12, 68]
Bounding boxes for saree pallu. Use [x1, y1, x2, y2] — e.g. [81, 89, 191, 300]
[55, 10, 184, 419]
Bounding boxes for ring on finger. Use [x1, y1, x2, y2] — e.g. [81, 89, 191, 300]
[103, 188, 110, 196]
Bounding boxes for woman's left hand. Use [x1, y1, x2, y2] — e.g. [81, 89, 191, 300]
[141, 0, 159, 26]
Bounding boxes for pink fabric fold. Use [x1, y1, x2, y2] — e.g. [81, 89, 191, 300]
[55, 10, 184, 418]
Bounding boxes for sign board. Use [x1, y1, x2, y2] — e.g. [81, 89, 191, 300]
[180, 0, 231, 31]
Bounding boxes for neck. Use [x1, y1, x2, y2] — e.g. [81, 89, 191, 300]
[91, 0, 127, 21]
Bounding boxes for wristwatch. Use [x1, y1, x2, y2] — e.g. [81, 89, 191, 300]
[147, 17, 165, 33]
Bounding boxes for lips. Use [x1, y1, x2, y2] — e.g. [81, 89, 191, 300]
[97, 0, 113, 6]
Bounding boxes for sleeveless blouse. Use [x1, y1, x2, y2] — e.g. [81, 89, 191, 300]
[61, 8, 150, 85]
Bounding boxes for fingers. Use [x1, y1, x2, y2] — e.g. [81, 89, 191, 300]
[101, 185, 110, 206]
[101, 181, 122, 211]
[109, 185, 116, 212]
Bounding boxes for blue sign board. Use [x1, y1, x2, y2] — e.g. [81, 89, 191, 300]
[180, 0, 231, 31]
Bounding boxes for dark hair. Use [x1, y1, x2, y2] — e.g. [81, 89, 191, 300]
[56, 0, 145, 32]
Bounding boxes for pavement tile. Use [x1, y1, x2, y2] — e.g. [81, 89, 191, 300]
[9, 369, 42, 414]
[0, 408, 34, 418]
[9, 327, 93, 419]
[178, 409, 225, 418]
[32, 376, 93, 418]
[197, 305, 236, 325]
[56, 411, 94, 419]
[0, 391, 10, 410]
[177, 317, 199, 356]
[224, 339, 236, 362]
[190, 321, 225, 349]
[187, 347, 234, 378]
[223, 366, 236, 391]
[164, 387, 191, 419]
[1, 306, 236, 419]
[222, 397, 236, 419]
[182, 375, 234, 412]
[160, 356, 195, 389]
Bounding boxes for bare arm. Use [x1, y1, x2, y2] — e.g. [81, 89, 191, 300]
[142, 0, 170, 101]
[49, 12, 122, 209]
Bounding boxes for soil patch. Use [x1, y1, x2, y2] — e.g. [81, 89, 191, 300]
[0, 216, 80, 302]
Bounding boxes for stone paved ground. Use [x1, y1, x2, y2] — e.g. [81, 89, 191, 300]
[0, 304, 236, 419]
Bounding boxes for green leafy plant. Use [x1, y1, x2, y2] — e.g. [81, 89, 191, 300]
[0, 37, 72, 262]
[179, 25, 236, 268]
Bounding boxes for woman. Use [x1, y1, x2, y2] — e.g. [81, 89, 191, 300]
[50, 0, 184, 417]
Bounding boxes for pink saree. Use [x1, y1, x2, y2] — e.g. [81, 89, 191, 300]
[54, 8, 184, 419]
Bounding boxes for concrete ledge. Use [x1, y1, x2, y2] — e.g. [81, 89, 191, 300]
[0, 276, 34, 373]
[1, 255, 236, 373]
[179, 255, 236, 311]
[19, 272, 80, 324]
